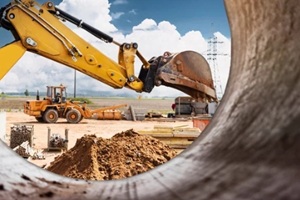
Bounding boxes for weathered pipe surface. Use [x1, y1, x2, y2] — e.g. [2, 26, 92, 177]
[1, 0, 300, 199]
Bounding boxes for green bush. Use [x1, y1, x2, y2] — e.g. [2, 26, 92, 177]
[67, 97, 92, 104]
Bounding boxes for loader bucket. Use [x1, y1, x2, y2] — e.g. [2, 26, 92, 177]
[139, 51, 217, 102]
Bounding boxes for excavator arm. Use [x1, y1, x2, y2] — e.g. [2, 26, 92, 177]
[0, 0, 217, 102]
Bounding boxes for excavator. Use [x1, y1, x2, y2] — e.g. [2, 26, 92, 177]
[0, 0, 217, 118]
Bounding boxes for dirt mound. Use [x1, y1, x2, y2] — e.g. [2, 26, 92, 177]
[46, 129, 177, 180]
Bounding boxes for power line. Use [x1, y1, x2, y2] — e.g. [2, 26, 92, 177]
[207, 36, 228, 100]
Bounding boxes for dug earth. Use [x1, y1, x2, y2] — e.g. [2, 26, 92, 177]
[47, 129, 177, 180]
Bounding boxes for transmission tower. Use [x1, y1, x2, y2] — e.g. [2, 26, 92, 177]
[207, 36, 227, 100]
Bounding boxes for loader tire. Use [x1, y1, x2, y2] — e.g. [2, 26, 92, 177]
[79, 115, 84, 122]
[66, 109, 81, 124]
[35, 117, 44, 123]
[43, 109, 58, 123]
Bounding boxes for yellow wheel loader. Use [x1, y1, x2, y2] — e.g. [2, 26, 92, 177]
[23, 84, 127, 123]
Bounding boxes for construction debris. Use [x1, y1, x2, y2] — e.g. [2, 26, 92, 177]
[9, 124, 47, 159]
[32, 151, 45, 160]
[192, 115, 212, 131]
[49, 134, 66, 148]
[139, 125, 201, 151]
[47, 128, 68, 151]
[13, 141, 32, 158]
[10, 124, 34, 149]
[46, 129, 177, 180]
[124, 106, 147, 121]
[145, 112, 163, 118]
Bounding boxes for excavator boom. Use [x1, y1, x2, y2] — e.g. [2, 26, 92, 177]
[0, 0, 217, 102]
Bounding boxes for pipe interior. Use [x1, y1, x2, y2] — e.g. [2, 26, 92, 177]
[1, 0, 300, 199]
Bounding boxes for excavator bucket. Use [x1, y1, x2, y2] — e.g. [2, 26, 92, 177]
[139, 51, 217, 102]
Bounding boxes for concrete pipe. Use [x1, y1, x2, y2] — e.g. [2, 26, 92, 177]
[1, 0, 300, 199]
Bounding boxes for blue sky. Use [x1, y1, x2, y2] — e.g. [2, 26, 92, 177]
[0, 0, 231, 97]
[0, 0, 230, 46]
[108, 0, 230, 37]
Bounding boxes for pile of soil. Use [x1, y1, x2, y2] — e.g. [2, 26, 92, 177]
[46, 129, 177, 180]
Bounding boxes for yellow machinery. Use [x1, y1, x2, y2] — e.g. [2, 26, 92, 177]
[24, 84, 127, 123]
[0, 0, 217, 103]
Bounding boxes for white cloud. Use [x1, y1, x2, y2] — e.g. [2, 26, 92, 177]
[58, 0, 116, 32]
[132, 19, 158, 31]
[111, 0, 127, 5]
[129, 9, 137, 15]
[111, 12, 125, 20]
[0, 0, 231, 99]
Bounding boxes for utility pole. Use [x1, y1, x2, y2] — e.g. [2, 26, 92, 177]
[207, 36, 227, 100]
[74, 69, 76, 98]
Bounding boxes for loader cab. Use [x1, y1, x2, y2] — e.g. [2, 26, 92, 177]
[46, 85, 67, 103]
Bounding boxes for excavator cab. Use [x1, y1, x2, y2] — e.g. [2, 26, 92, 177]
[0, 0, 217, 103]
